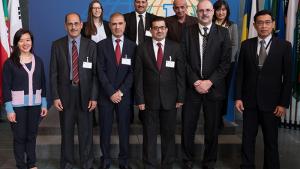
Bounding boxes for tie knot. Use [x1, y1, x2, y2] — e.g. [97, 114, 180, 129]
[72, 40, 76, 45]
[115, 39, 121, 43]
[260, 39, 265, 45]
[139, 14, 143, 19]
[203, 27, 208, 33]
[157, 42, 162, 47]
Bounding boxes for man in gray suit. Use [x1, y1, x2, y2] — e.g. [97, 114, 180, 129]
[50, 12, 98, 169]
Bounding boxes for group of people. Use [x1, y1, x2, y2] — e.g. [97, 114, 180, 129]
[2, 0, 292, 169]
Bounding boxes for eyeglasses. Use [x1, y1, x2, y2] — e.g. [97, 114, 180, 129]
[197, 9, 213, 14]
[255, 20, 273, 26]
[92, 7, 101, 10]
[151, 26, 166, 31]
[66, 22, 81, 27]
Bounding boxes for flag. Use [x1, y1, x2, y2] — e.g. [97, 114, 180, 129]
[264, 0, 272, 10]
[293, 2, 300, 101]
[241, 0, 252, 42]
[8, 0, 22, 46]
[276, 0, 286, 39]
[286, 0, 299, 44]
[248, 0, 258, 39]
[0, 0, 10, 105]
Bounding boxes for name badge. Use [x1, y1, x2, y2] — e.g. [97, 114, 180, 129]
[145, 30, 152, 37]
[83, 57, 92, 69]
[121, 55, 131, 65]
[166, 56, 175, 68]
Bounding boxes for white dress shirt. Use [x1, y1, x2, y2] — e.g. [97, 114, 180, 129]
[152, 39, 165, 60]
[198, 23, 212, 78]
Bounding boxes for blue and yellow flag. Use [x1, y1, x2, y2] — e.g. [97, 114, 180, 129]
[241, 0, 252, 42]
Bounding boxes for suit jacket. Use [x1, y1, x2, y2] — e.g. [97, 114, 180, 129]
[97, 37, 136, 105]
[124, 12, 159, 43]
[182, 23, 231, 100]
[235, 37, 292, 112]
[166, 14, 198, 43]
[134, 39, 185, 110]
[81, 20, 111, 39]
[50, 36, 98, 111]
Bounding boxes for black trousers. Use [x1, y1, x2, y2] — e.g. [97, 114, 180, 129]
[182, 92, 222, 169]
[142, 108, 177, 169]
[59, 85, 93, 169]
[241, 108, 280, 169]
[99, 100, 131, 167]
[11, 106, 41, 169]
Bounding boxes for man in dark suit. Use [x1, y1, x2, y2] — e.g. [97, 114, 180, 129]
[181, 1, 231, 169]
[124, 0, 158, 45]
[134, 17, 185, 169]
[166, 0, 198, 43]
[97, 13, 136, 169]
[50, 12, 98, 169]
[235, 10, 292, 169]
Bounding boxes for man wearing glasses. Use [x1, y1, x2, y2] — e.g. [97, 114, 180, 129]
[236, 10, 292, 169]
[181, 0, 231, 168]
[50, 12, 98, 169]
[134, 17, 185, 169]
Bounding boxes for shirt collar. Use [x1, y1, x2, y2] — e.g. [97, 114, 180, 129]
[68, 35, 81, 44]
[136, 12, 146, 18]
[112, 35, 124, 42]
[257, 34, 272, 45]
[198, 23, 212, 33]
[152, 38, 166, 47]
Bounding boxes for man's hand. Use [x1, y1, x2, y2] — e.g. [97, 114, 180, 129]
[110, 91, 122, 103]
[54, 99, 63, 111]
[138, 104, 145, 111]
[274, 106, 286, 117]
[194, 80, 212, 94]
[88, 100, 97, 112]
[235, 100, 244, 113]
[40, 108, 48, 117]
[176, 102, 184, 108]
[7, 113, 17, 123]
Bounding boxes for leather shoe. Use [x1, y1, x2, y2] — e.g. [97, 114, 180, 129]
[119, 165, 132, 169]
[183, 160, 193, 169]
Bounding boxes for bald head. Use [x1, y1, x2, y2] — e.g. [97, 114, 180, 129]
[197, 0, 214, 26]
[173, 0, 188, 19]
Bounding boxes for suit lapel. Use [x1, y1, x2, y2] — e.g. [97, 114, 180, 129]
[107, 37, 118, 69]
[147, 40, 159, 73]
[250, 38, 258, 68]
[161, 40, 170, 73]
[62, 36, 70, 70]
[131, 12, 137, 41]
[78, 37, 86, 69]
[263, 37, 276, 67]
[145, 13, 151, 30]
[192, 25, 201, 66]
[206, 24, 216, 58]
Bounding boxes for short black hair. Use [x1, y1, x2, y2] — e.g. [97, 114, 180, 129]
[64, 12, 81, 23]
[254, 10, 274, 22]
[151, 17, 166, 28]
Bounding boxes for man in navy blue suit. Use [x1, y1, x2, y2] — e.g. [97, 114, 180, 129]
[97, 12, 136, 169]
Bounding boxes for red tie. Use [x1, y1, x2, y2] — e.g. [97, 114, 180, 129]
[72, 40, 79, 83]
[115, 39, 121, 65]
[156, 42, 163, 70]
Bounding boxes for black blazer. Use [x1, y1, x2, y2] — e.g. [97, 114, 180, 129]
[134, 39, 185, 110]
[97, 37, 136, 105]
[182, 23, 231, 100]
[124, 12, 159, 43]
[235, 37, 292, 112]
[50, 36, 98, 110]
[81, 20, 111, 39]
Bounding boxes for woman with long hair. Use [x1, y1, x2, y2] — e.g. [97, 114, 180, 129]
[3, 28, 47, 169]
[213, 0, 239, 125]
[82, 0, 111, 42]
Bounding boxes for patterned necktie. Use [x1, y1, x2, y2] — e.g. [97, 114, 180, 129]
[115, 39, 121, 65]
[258, 39, 267, 69]
[138, 14, 145, 45]
[156, 42, 163, 71]
[72, 40, 79, 83]
[202, 27, 208, 56]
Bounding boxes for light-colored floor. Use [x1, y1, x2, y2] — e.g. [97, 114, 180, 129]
[1, 107, 300, 169]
